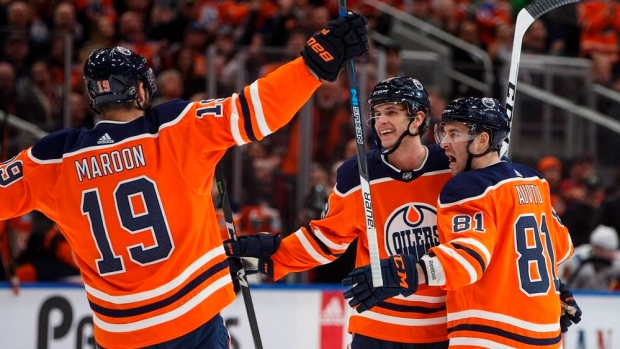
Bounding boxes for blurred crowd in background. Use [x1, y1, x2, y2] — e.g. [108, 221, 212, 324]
[0, 0, 619, 290]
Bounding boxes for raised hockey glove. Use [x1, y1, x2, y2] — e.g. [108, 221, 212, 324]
[559, 281, 582, 333]
[224, 232, 281, 278]
[301, 12, 369, 82]
[342, 254, 418, 313]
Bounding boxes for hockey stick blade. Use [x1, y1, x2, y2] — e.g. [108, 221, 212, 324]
[337, 0, 383, 287]
[215, 162, 264, 349]
[502, 0, 581, 157]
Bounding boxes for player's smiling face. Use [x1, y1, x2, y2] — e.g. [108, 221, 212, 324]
[372, 102, 412, 149]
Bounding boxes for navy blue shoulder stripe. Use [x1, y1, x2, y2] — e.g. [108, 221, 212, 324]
[30, 100, 194, 160]
[238, 90, 256, 141]
[305, 225, 340, 257]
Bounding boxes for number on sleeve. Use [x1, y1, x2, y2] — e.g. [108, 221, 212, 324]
[0, 160, 23, 187]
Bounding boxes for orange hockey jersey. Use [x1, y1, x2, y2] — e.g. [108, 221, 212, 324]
[0, 57, 320, 349]
[423, 161, 574, 348]
[272, 145, 452, 343]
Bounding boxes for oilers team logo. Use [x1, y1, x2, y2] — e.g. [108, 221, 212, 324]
[482, 97, 495, 108]
[116, 46, 132, 55]
[384, 203, 440, 261]
[413, 79, 424, 90]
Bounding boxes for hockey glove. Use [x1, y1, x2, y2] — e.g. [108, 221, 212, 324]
[342, 254, 418, 313]
[223, 232, 281, 278]
[301, 12, 369, 82]
[559, 281, 582, 333]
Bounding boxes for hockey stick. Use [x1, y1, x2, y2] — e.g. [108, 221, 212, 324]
[502, 0, 581, 157]
[337, 1, 383, 287]
[215, 161, 263, 349]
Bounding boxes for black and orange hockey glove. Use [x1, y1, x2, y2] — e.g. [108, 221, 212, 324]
[224, 232, 281, 278]
[559, 281, 582, 333]
[342, 254, 418, 313]
[301, 12, 369, 82]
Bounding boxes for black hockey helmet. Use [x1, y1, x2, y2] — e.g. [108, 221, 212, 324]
[83, 46, 157, 110]
[368, 76, 431, 132]
[439, 97, 510, 150]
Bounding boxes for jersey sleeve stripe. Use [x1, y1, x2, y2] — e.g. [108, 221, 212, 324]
[437, 244, 477, 284]
[249, 81, 272, 137]
[294, 230, 333, 264]
[353, 310, 447, 326]
[238, 90, 257, 142]
[450, 237, 491, 264]
[228, 94, 246, 145]
[92, 274, 231, 332]
[394, 294, 447, 303]
[447, 309, 560, 332]
[84, 246, 226, 303]
[313, 227, 350, 251]
[89, 260, 228, 317]
[451, 243, 486, 272]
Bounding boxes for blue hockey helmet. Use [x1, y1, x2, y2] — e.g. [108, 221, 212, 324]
[83, 46, 157, 110]
[368, 77, 431, 132]
[439, 97, 510, 150]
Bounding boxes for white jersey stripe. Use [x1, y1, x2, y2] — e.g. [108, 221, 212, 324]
[249, 81, 271, 137]
[93, 274, 231, 332]
[448, 309, 560, 332]
[449, 337, 517, 349]
[450, 237, 492, 264]
[352, 310, 446, 326]
[437, 244, 477, 284]
[229, 94, 246, 145]
[313, 227, 349, 251]
[85, 246, 226, 304]
[295, 230, 332, 264]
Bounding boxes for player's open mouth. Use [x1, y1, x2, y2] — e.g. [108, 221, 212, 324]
[380, 129, 394, 135]
[448, 155, 456, 163]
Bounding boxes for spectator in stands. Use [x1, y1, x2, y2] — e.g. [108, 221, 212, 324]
[560, 225, 620, 291]
[16, 60, 63, 132]
[0, 63, 19, 116]
[452, 20, 486, 98]
[384, 41, 404, 78]
[537, 155, 567, 216]
[171, 45, 206, 99]
[577, 0, 620, 64]
[152, 69, 184, 106]
[560, 155, 604, 247]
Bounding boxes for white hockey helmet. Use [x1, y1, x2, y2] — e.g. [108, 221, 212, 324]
[590, 225, 619, 250]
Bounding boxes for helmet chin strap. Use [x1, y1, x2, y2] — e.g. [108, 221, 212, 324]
[464, 137, 493, 172]
[382, 117, 423, 159]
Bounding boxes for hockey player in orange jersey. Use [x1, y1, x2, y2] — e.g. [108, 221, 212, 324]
[343, 97, 582, 348]
[0, 13, 369, 349]
[226, 77, 453, 348]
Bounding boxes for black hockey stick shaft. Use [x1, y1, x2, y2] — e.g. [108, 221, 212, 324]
[502, 0, 581, 157]
[337, 0, 383, 287]
[215, 161, 263, 349]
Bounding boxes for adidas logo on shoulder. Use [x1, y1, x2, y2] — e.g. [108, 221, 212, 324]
[97, 133, 115, 145]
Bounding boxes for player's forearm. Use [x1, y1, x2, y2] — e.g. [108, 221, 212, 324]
[253, 57, 321, 137]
